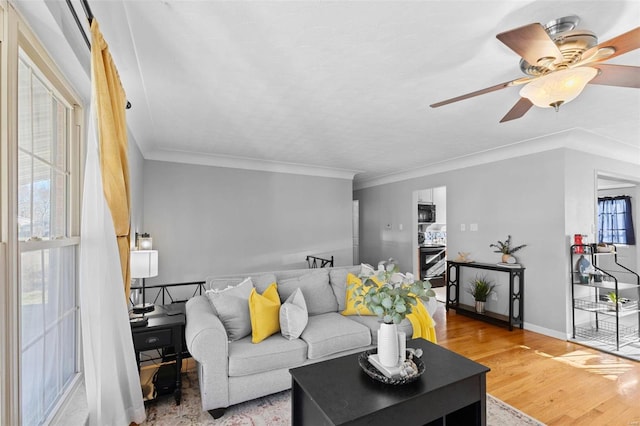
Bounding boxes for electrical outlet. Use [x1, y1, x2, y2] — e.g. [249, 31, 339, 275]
[491, 292, 498, 301]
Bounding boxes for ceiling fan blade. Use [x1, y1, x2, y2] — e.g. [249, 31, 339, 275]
[582, 27, 640, 63]
[430, 80, 517, 108]
[589, 64, 640, 88]
[499, 98, 533, 123]
[496, 23, 563, 66]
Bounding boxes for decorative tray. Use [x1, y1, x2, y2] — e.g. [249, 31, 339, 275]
[358, 349, 425, 385]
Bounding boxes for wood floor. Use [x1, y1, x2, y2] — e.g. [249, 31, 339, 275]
[432, 305, 640, 425]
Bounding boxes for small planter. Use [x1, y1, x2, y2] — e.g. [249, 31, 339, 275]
[467, 276, 495, 313]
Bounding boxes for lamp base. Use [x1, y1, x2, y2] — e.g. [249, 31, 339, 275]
[132, 303, 155, 314]
[129, 317, 148, 328]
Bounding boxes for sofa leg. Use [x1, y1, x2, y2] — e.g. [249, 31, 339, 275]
[208, 408, 226, 419]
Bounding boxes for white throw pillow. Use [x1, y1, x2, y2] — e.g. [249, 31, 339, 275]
[279, 288, 308, 340]
[360, 263, 376, 276]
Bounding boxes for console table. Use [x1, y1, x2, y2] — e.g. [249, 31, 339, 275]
[446, 261, 524, 331]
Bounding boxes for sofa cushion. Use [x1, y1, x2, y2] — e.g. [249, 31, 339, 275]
[251, 273, 278, 293]
[329, 266, 361, 311]
[348, 315, 413, 344]
[248, 283, 281, 343]
[228, 334, 308, 377]
[206, 276, 253, 312]
[279, 288, 308, 340]
[206, 276, 248, 293]
[300, 313, 371, 359]
[277, 269, 338, 315]
[207, 277, 254, 340]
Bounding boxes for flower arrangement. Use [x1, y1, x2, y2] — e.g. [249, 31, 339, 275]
[350, 259, 435, 324]
[490, 235, 527, 255]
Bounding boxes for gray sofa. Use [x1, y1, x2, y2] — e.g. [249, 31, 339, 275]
[185, 265, 436, 418]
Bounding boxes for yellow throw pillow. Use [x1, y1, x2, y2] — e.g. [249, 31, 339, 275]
[248, 283, 281, 343]
[342, 273, 380, 316]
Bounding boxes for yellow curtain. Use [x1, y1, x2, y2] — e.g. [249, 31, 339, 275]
[90, 19, 131, 300]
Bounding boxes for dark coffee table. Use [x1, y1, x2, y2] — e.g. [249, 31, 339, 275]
[289, 339, 490, 425]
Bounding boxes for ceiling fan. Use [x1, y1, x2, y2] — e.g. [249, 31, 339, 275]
[430, 16, 640, 123]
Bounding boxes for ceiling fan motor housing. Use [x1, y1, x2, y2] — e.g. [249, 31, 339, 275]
[519, 16, 598, 76]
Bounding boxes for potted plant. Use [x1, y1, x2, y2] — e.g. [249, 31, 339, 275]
[490, 235, 527, 263]
[466, 275, 496, 313]
[350, 259, 435, 366]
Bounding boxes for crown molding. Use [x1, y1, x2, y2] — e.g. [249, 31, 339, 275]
[353, 128, 640, 190]
[145, 148, 360, 180]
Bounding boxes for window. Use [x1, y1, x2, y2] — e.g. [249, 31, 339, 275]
[18, 52, 80, 426]
[598, 196, 636, 245]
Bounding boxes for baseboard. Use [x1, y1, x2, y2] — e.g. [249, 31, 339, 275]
[522, 322, 567, 341]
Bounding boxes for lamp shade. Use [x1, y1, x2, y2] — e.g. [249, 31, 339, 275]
[138, 237, 153, 250]
[519, 67, 598, 109]
[131, 250, 158, 279]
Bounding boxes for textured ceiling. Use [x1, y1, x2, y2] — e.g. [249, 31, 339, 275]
[19, 1, 640, 185]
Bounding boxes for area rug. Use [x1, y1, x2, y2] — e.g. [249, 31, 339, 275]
[143, 371, 544, 425]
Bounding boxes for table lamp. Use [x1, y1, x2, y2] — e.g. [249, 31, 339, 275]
[131, 250, 158, 315]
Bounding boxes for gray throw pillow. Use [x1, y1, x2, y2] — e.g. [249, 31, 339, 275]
[213, 295, 252, 341]
[251, 273, 278, 293]
[280, 288, 308, 340]
[277, 269, 337, 315]
[206, 277, 254, 340]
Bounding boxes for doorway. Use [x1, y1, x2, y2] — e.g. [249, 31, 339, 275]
[596, 173, 639, 272]
[353, 200, 359, 264]
[413, 186, 447, 287]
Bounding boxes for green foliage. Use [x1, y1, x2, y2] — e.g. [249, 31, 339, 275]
[489, 235, 527, 255]
[466, 275, 496, 302]
[607, 292, 618, 304]
[349, 260, 435, 325]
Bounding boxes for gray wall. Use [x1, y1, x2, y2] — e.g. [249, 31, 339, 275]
[355, 149, 567, 335]
[143, 161, 353, 285]
[355, 147, 640, 336]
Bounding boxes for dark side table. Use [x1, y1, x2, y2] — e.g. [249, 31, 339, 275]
[130, 304, 185, 405]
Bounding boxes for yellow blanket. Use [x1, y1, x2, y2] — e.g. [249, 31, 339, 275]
[406, 301, 437, 343]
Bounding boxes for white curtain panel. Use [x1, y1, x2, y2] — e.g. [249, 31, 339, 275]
[79, 105, 145, 425]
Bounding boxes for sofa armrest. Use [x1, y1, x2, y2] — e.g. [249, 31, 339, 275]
[185, 295, 231, 410]
[185, 295, 229, 363]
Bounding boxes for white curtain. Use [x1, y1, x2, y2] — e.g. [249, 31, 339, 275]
[79, 104, 145, 425]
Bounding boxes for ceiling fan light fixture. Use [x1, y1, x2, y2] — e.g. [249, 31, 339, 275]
[519, 67, 598, 109]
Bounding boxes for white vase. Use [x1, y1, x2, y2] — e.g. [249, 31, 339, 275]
[378, 323, 399, 367]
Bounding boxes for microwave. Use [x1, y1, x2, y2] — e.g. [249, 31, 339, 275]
[418, 204, 436, 223]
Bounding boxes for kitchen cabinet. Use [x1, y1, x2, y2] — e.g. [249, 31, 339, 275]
[420, 245, 446, 286]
